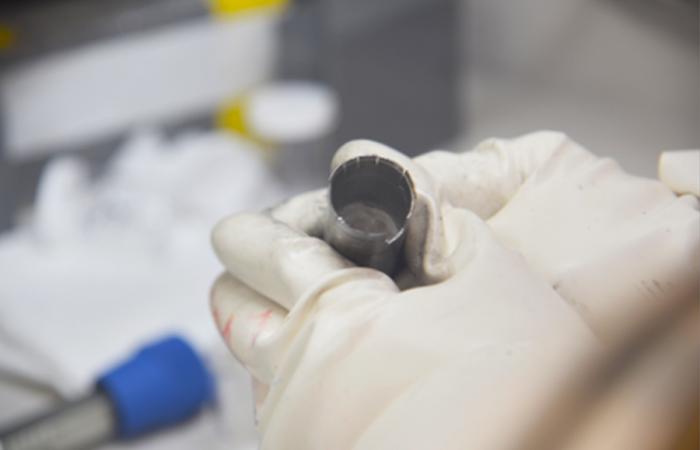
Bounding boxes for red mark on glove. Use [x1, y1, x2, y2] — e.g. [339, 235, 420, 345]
[222, 314, 235, 340]
[251, 309, 273, 347]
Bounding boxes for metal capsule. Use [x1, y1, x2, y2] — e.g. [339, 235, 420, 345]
[324, 155, 415, 275]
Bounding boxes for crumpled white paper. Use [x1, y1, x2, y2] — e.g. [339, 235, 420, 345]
[0, 129, 284, 398]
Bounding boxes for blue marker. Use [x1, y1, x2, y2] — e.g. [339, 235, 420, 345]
[0, 336, 214, 450]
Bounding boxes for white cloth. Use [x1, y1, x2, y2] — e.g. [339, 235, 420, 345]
[210, 132, 699, 450]
[0, 129, 283, 397]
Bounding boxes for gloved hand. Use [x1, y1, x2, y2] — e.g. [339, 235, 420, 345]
[210, 132, 699, 450]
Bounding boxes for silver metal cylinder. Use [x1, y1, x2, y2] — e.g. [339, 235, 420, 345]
[0, 391, 115, 450]
[324, 155, 415, 275]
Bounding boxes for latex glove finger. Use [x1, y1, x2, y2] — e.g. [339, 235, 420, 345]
[484, 150, 699, 341]
[414, 131, 595, 218]
[416, 131, 699, 340]
[211, 268, 399, 389]
[211, 273, 286, 383]
[269, 188, 328, 237]
[658, 150, 700, 196]
[212, 212, 397, 309]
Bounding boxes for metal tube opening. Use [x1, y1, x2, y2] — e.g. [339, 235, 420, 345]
[325, 155, 414, 275]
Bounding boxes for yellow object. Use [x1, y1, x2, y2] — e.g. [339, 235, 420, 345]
[216, 95, 275, 158]
[209, 0, 288, 17]
[216, 95, 251, 138]
[0, 25, 16, 51]
[208, 0, 286, 155]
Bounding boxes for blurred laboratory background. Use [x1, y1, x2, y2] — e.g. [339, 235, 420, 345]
[0, 0, 697, 448]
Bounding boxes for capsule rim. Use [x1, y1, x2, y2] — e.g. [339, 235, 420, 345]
[328, 155, 415, 245]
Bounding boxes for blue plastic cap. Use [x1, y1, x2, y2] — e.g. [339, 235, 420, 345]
[97, 335, 215, 439]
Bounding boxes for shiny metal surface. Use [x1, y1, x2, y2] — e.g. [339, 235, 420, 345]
[0, 391, 115, 450]
[324, 156, 414, 275]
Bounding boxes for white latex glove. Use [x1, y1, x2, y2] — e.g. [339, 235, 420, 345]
[658, 150, 700, 197]
[210, 132, 699, 450]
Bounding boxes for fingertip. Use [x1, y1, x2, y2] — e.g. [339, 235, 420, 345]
[211, 214, 236, 258]
[269, 188, 328, 236]
[659, 150, 700, 196]
[332, 139, 414, 172]
[212, 211, 355, 308]
[514, 130, 570, 144]
[212, 212, 258, 243]
[211, 212, 268, 262]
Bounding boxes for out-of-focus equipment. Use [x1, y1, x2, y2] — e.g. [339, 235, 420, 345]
[0, 130, 270, 449]
[0, 0, 277, 162]
[277, 0, 461, 155]
[0, 336, 214, 450]
[0, 0, 279, 230]
[0, 0, 461, 230]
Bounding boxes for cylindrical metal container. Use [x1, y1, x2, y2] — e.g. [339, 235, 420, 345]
[324, 155, 414, 275]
